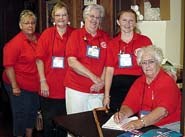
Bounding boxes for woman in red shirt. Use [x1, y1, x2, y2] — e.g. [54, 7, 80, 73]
[3, 10, 40, 137]
[114, 45, 181, 132]
[64, 4, 110, 114]
[104, 9, 152, 112]
[36, 2, 74, 137]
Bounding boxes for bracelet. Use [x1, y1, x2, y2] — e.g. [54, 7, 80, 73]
[104, 96, 111, 98]
[40, 79, 46, 83]
[140, 118, 146, 127]
[12, 87, 19, 89]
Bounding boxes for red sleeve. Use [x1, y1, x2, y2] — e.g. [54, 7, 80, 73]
[101, 30, 111, 42]
[106, 40, 117, 67]
[142, 35, 152, 45]
[36, 28, 53, 61]
[154, 74, 181, 114]
[3, 39, 21, 67]
[65, 30, 80, 57]
[135, 33, 152, 46]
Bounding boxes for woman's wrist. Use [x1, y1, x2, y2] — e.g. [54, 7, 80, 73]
[118, 110, 129, 118]
[140, 118, 146, 127]
[11, 82, 19, 89]
[104, 95, 111, 98]
[40, 79, 46, 83]
[12, 87, 19, 90]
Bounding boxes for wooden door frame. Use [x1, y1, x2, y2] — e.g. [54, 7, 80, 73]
[181, 0, 185, 135]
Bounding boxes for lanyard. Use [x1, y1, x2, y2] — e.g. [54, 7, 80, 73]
[51, 28, 69, 56]
[83, 34, 101, 47]
[51, 30, 56, 57]
[118, 39, 135, 54]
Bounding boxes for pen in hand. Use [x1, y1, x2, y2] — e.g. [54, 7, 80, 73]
[117, 108, 121, 123]
[114, 108, 124, 124]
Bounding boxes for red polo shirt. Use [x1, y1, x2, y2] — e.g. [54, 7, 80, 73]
[106, 33, 152, 75]
[64, 27, 110, 93]
[3, 31, 40, 92]
[123, 69, 181, 126]
[36, 26, 74, 99]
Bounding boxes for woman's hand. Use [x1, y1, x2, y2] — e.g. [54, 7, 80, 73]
[90, 78, 104, 92]
[12, 87, 21, 96]
[121, 119, 144, 131]
[103, 96, 110, 109]
[40, 81, 49, 97]
[114, 111, 127, 124]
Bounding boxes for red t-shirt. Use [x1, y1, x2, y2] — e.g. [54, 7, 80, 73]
[3, 31, 40, 92]
[123, 69, 181, 126]
[106, 33, 152, 75]
[36, 26, 74, 99]
[64, 27, 110, 93]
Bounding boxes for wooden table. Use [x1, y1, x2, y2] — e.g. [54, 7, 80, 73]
[53, 110, 157, 137]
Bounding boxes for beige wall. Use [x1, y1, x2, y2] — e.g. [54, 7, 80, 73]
[166, 0, 183, 67]
[181, 0, 184, 66]
[137, 0, 184, 67]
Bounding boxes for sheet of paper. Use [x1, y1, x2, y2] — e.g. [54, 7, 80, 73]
[102, 115, 138, 130]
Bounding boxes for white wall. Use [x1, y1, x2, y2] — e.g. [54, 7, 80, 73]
[166, 0, 182, 67]
[137, 21, 167, 56]
[137, 0, 183, 67]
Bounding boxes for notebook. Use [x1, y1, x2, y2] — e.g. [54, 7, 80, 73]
[102, 115, 138, 130]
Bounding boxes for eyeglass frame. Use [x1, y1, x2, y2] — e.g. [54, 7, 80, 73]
[54, 13, 68, 18]
[87, 14, 102, 21]
[22, 21, 36, 25]
[140, 59, 156, 66]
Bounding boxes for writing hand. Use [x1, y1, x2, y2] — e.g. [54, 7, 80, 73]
[114, 111, 127, 124]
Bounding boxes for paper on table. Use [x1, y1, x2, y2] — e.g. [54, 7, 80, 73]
[102, 115, 138, 130]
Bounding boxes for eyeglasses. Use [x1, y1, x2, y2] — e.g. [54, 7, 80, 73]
[54, 14, 68, 18]
[87, 14, 101, 20]
[140, 59, 156, 66]
[22, 21, 36, 25]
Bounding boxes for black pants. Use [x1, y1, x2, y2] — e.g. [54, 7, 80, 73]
[40, 97, 67, 137]
[110, 75, 139, 112]
[4, 83, 40, 136]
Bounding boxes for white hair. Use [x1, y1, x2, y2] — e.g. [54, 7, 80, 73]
[136, 45, 164, 65]
[83, 4, 105, 21]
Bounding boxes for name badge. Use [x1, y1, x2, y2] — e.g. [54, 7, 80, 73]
[139, 110, 151, 118]
[86, 45, 100, 59]
[52, 56, 64, 68]
[118, 53, 133, 68]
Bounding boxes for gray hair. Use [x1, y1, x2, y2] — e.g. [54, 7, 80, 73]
[136, 45, 164, 65]
[83, 4, 105, 21]
[19, 10, 37, 23]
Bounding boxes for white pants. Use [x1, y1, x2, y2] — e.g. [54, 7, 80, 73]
[65, 87, 104, 114]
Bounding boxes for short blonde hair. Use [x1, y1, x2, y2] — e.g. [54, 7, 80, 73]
[83, 4, 105, 21]
[19, 10, 36, 23]
[51, 1, 69, 19]
[136, 45, 164, 66]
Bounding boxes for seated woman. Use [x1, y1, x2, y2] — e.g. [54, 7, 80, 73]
[114, 45, 181, 132]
